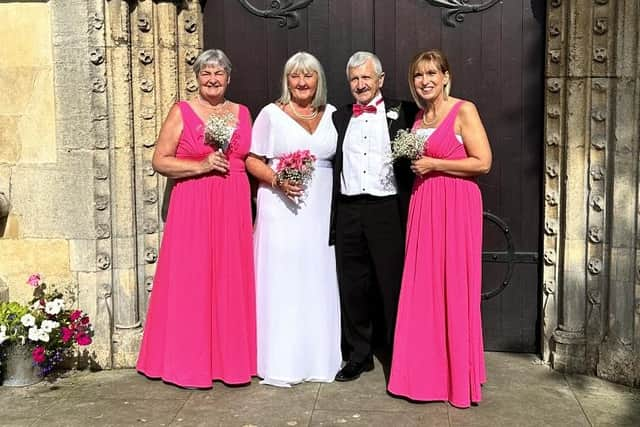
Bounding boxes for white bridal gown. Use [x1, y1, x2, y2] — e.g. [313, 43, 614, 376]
[251, 103, 341, 387]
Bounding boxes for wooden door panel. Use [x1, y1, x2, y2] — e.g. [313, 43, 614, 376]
[203, 0, 545, 352]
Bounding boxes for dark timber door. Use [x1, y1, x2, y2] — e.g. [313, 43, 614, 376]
[203, 0, 545, 353]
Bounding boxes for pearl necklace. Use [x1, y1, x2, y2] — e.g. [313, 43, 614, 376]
[422, 108, 441, 127]
[198, 96, 227, 110]
[288, 102, 318, 120]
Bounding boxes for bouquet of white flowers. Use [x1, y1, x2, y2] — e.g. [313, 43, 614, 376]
[204, 112, 236, 153]
[390, 129, 426, 161]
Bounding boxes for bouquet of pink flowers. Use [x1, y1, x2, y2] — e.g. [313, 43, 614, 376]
[275, 149, 317, 190]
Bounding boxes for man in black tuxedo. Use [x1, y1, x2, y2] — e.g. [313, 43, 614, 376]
[330, 51, 418, 381]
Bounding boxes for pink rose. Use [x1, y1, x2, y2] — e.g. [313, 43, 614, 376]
[80, 316, 91, 325]
[32, 346, 46, 364]
[69, 310, 82, 322]
[27, 274, 41, 288]
[61, 327, 74, 343]
[76, 333, 92, 346]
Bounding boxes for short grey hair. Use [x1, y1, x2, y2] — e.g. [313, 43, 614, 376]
[193, 49, 232, 75]
[278, 52, 327, 109]
[346, 51, 383, 77]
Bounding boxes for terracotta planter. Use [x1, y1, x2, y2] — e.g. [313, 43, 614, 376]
[1, 343, 42, 387]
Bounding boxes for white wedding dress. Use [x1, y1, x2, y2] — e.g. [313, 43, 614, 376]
[251, 103, 341, 387]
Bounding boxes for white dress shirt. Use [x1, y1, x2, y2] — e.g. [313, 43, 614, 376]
[341, 95, 397, 196]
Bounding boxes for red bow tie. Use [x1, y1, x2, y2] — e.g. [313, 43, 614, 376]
[352, 103, 377, 117]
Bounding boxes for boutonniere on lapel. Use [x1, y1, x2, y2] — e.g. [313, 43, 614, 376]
[386, 104, 401, 126]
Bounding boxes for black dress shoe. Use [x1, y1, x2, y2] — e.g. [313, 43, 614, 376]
[335, 359, 375, 382]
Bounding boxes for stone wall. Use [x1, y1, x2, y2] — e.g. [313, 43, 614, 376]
[0, 0, 202, 369]
[544, 0, 640, 386]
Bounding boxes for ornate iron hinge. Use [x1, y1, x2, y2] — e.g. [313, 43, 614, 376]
[237, 0, 315, 29]
[425, 0, 502, 27]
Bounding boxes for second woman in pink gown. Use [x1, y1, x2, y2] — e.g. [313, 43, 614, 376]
[388, 49, 492, 408]
[137, 49, 256, 388]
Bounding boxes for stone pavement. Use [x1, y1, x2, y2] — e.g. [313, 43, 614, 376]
[1, 352, 639, 427]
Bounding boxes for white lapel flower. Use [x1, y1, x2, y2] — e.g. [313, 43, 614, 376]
[20, 313, 36, 327]
[386, 110, 399, 120]
[28, 326, 40, 341]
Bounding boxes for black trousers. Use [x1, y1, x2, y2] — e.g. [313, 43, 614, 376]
[335, 195, 405, 364]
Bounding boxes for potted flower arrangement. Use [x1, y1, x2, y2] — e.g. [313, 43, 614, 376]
[0, 274, 94, 386]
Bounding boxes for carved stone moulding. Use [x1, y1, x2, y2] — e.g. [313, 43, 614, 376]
[550, 0, 562, 7]
[545, 219, 559, 236]
[139, 50, 153, 65]
[547, 79, 561, 93]
[185, 50, 198, 65]
[186, 79, 198, 92]
[543, 279, 556, 295]
[144, 247, 158, 263]
[590, 165, 604, 180]
[591, 136, 606, 150]
[91, 13, 104, 31]
[593, 47, 607, 63]
[543, 249, 557, 265]
[553, 327, 586, 344]
[588, 258, 603, 274]
[137, 15, 151, 32]
[184, 14, 198, 33]
[546, 133, 560, 146]
[590, 194, 604, 212]
[549, 49, 561, 64]
[549, 23, 561, 37]
[545, 190, 559, 206]
[594, 17, 608, 35]
[588, 226, 603, 243]
[547, 107, 560, 119]
[97, 253, 112, 270]
[89, 49, 105, 65]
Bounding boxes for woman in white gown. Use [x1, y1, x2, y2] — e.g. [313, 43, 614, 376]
[246, 52, 341, 387]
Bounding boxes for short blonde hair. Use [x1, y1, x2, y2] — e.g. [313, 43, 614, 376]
[278, 52, 327, 109]
[408, 49, 452, 108]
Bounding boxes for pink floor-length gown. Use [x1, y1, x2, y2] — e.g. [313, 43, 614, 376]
[137, 101, 257, 388]
[388, 101, 486, 408]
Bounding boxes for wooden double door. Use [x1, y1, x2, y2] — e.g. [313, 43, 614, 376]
[203, 0, 545, 352]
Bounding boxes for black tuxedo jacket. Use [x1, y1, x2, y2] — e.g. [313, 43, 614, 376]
[329, 98, 419, 245]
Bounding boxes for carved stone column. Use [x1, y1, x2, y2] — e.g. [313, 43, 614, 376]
[99, 0, 203, 367]
[544, 0, 640, 385]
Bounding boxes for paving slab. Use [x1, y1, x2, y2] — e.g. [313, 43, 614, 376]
[0, 352, 638, 427]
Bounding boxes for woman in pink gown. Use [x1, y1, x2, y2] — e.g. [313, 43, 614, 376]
[388, 50, 492, 408]
[137, 49, 256, 388]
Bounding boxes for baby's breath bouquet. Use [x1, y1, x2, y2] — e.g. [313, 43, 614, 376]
[204, 112, 236, 153]
[390, 129, 426, 161]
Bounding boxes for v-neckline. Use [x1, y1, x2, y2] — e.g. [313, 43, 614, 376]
[272, 103, 326, 136]
[183, 101, 239, 127]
